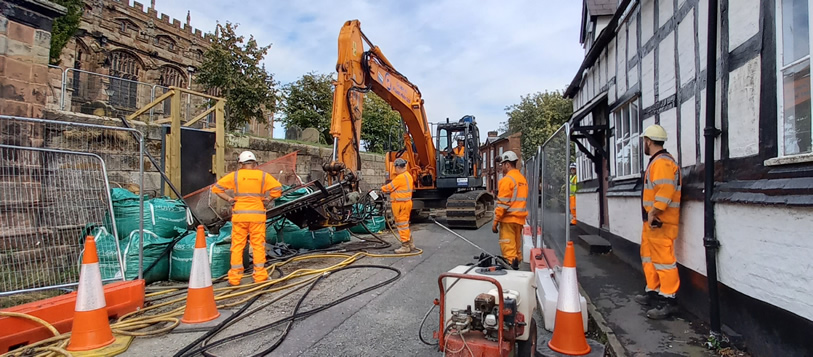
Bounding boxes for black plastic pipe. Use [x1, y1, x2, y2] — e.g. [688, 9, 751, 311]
[703, 0, 722, 336]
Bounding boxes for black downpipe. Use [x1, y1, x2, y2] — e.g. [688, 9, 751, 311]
[703, 0, 722, 336]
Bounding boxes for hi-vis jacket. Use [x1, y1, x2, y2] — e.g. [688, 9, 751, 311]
[381, 172, 414, 202]
[212, 169, 283, 222]
[453, 145, 465, 157]
[495, 169, 528, 225]
[641, 150, 681, 226]
[569, 175, 577, 196]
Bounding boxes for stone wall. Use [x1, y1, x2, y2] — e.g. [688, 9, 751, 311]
[41, 109, 387, 195]
[0, 0, 65, 118]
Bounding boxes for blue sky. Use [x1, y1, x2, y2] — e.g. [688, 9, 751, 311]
[156, 0, 585, 139]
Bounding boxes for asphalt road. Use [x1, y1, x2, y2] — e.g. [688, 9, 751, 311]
[123, 217, 506, 356]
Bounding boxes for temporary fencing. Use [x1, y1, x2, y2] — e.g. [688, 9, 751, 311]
[524, 124, 573, 252]
[0, 116, 147, 296]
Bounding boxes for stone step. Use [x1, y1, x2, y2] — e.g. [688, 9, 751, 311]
[578, 234, 612, 254]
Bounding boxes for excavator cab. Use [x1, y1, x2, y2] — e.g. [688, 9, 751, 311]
[435, 115, 483, 189]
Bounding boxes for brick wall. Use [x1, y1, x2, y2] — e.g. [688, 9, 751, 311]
[0, 0, 65, 118]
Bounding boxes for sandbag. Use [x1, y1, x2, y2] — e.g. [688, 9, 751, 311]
[79, 226, 122, 281]
[121, 230, 173, 283]
[110, 188, 190, 240]
[274, 186, 312, 205]
[350, 215, 387, 234]
[169, 230, 231, 281]
[273, 219, 334, 250]
[333, 229, 351, 243]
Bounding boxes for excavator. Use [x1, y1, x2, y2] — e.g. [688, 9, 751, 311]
[322, 19, 494, 229]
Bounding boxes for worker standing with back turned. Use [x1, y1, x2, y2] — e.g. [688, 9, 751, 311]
[492, 151, 528, 270]
[569, 163, 578, 225]
[381, 158, 417, 254]
[212, 151, 283, 286]
[634, 125, 683, 319]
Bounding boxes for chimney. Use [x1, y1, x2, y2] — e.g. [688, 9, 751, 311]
[488, 131, 498, 138]
[186, 11, 191, 26]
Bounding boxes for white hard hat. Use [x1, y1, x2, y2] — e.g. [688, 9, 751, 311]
[238, 151, 257, 163]
[570, 163, 577, 169]
[394, 158, 407, 167]
[643, 125, 668, 142]
[500, 151, 519, 162]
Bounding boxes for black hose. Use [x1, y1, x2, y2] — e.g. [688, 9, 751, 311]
[176, 265, 401, 357]
[172, 294, 263, 357]
[418, 304, 438, 346]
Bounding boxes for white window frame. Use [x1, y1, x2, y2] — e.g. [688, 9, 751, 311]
[610, 98, 642, 180]
[776, 0, 813, 158]
[577, 113, 597, 182]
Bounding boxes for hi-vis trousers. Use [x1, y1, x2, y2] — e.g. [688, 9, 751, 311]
[640, 223, 680, 297]
[229, 221, 268, 285]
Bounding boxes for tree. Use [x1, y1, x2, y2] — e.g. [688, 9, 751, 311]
[196, 22, 276, 131]
[504, 90, 573, 159]
[49, 0, 83, 65]
[278, 72, 334, 143]
[361, 93, 401, 153]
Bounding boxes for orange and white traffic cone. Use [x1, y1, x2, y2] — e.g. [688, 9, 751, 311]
[181, 225, 220, 324]
[67, 236, 116, 351]
[548, 241, 591, 355]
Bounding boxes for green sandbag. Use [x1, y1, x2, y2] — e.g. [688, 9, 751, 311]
[350, 216, 387, 234]
[121, 230, 173, 284]
[332, 229, 351, 243]
[265, 220, 279, 244]
[275, 186, 312, 205]
[79, 226, 122, 281]
[110, 188, 189, 240]
[169, 230, 231, 281]
[273, 219, 333, 250]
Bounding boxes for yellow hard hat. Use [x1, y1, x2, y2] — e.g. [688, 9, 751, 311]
[643, 125, 668, 142]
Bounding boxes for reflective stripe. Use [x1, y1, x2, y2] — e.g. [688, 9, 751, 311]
[75, 262, 106, 311]
[234, 170, 240, 194]
[214, 183, 227, 191]
[254, 263, 265, 268]
[641, 257, 652, 263]
[393, 190, 412, 193]
[231, 265, 243, 270]
[506, 208, 526, 212]
[235, 193, 265, 197]
[497, 203, 510, 208]
[189, 248, 212, 289]
[669, 202, 681, 208]
[556, 267, 581, 313]
[654, 263, 677, 270]
[393, 198, 411, 202]
[270, 187, 283, 192]
[397, 227, 409, 231]
[660, 292, 676, 298]
[505, 175, 518, 201]
[233, 210, 267, 215]
[653, 178, 676, 186]
[642, 200, 654, 206]
[645, 286, 660, 293]
[644, 181, 655, 190]
[655, 196, 672, 204]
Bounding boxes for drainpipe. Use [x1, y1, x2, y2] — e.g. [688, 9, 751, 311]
[703, 0, 722, 337]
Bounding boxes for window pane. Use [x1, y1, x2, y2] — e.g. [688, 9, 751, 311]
[782, 0, 810, 66]
[782, 60, 812, 155]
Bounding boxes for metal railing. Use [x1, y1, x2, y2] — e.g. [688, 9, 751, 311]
[0, 116, 146, 295]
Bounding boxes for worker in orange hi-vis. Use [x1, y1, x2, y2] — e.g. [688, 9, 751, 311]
[381, 158, 416, 254]
[452, 137, 466, 157]
[491, 151, 528, 270]
[212, 151, 283, 286]
[569, 163, 578, 225]
[633, 125, 683, 320]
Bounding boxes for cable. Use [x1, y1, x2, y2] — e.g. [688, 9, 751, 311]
[176, 265, 401, 357]
[418, 304, 438, 346]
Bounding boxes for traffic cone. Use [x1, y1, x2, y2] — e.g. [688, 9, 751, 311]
[181, 225, 220, 324]
[548, 241, 591, 355]
[67, 236, 115, 351]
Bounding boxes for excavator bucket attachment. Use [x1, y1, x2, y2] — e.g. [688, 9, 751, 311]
[445, 190, 495, 229]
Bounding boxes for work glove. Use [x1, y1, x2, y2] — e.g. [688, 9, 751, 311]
[492, 222, 499, 234]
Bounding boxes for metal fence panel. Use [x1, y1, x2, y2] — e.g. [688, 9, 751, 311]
[539, 124, 573, 251]
[0, 145, 122, 295]
[0, 116, 147, 294]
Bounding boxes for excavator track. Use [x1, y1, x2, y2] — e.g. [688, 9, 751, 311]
[445, 190, 495, 229]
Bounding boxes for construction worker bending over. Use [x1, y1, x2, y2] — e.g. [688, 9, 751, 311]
[212, 151, 282, 286]
[569, 163, 577, 225]
[381, 158, 416, 254]
[634, 125, 682, 319]
[491, 151, 527, 270]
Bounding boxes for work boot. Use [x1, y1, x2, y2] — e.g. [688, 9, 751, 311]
[394, 241, 411, 254]
[406, 239, 416, 251]
[511, 258, 519, 270]
[634, 291, 660, 306]
[646, 297, 679, 320]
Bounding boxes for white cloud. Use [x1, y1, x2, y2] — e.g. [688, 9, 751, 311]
[154, 0, 585, 138]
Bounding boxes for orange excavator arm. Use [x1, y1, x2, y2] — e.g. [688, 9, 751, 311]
[328, 20, 436, 188]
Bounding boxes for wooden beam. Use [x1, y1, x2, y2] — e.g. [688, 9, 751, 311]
[127, 89, 175, 122]
[214, 100, 226, 180]
[168, 90, 182, 198]
[169, 86, 224, 101]
[184, 106, 216, 127]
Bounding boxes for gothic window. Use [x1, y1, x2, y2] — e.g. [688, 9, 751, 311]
[160, 66, 186, 88]
[108, 51, 142, 109]
[116, 19, 139, 35]
[155, 35, 177, 51]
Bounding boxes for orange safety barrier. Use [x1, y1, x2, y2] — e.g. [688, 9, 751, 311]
[0, 280, 144, 353]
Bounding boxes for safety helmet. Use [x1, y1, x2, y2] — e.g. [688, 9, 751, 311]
[394, 158, 407, 167]
[456, 135, 465, 142]
[642, 125, 668, 142]
[238, 151, 257, 163]
[570, 163, 577, 169]
[500, 151, 519, 162]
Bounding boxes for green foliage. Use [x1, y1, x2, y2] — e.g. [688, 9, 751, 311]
[361, 93, 401, 153]
[196, 22, 277, 131]
[504, 90, 573, 159]
[49, 0, 83, 65]
[278, 72, 335, 143]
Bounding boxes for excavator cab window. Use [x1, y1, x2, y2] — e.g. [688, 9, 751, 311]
[437, 126, 473, 178]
